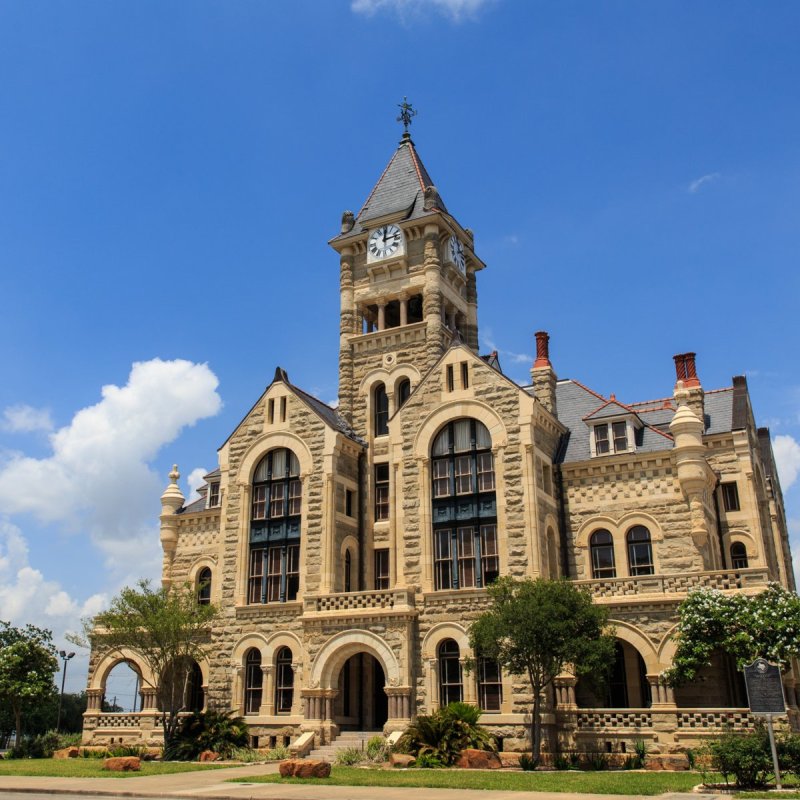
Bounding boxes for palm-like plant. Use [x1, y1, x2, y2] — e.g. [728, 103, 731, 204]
[168, 710, 249, 760]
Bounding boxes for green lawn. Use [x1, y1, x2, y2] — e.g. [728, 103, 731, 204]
[0, 758, 231, 778]
[231, 766, 713, 795]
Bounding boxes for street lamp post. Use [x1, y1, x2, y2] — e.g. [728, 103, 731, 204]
[57, 650, 75, 732]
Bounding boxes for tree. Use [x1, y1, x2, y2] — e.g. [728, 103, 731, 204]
[0, 621, 59, 745]
[90, 579, 218, 756]
[469, 577, 615, 765]
[664, 583, 800, 686]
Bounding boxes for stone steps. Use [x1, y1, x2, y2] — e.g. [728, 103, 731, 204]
[307, 730, 378, 762]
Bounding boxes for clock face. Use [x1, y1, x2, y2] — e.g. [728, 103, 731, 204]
[368, 224, 403, 260]
[449, 235, 466, 274]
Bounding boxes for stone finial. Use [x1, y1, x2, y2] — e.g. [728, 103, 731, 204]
[160, 464, 185, 514]
[340, 210, 355, 234]
[534, 331, 551, 368]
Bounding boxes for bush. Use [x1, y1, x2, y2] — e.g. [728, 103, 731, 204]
[707, 728, 773, 788]
[228, 747, 264, 763]
[265, 744, 290, 761]
[552, 753, 570, 770]
[108, 744, 147, 758]
[584, 751, 609, 771]
[416, 752, 445, 768]
[366, 735, 388, 762]
[168, 711, 249, 761]
[778, 733, 800, 777]
[519, 753, 537, 771]
[8, 730, 62, 759]
[335, 747, 364, 766]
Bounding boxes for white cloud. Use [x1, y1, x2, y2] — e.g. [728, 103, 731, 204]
[0, 358, 222, 576]
[774, 434, 800, 491]
[352, 0, 493, 22]
[480, 328, 533, 366]
[186, 467, 207, 502]
[1, 404, 54, 433]
[688, 172, 721, 193]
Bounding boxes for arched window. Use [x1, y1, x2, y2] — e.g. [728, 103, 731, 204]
[626, 526, 654, 576]
[275, 647, 294, 714]
[374, 383, 389, 436]
[244, 649, 262, 715]
[731, 542, 749, 569]
[431, 419, 498, 590]
[397, 379, 411, 410]
[187, 660, 204, 712]
[248, 449, 301, 604]
[197, 567, 212, 605]
[438, 639, 463, 707]
[344, 550, 352, 593]
[590, 530, 616, 579]
[477, 655, 502, 712]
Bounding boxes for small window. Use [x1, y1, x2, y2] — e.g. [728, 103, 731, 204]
[593, 421, 632, 456]
[207, 482, 220, 508]
[594, 424, 610, 455]
[268, 399, 274, 424]
[731, 542, 749, 570]
[344, 550, 352, 592]
[197, 567, 212, 605]
[446, 365, 454, 392]
[627, 525, 654, 576]
[398, 379, 411, 409]
[612, 421, 628, 452]
[590, 530, 616, 579]
[461, 362, 469, 389]
[374, 548, 389, 590]
[280, 396, 287, 422]
[374, 383, 389, 436]
[721, 482, 740, 512]
[345, 489, 354, 517]
[477, 656, 502, 713]
[374, 463, 389, 521]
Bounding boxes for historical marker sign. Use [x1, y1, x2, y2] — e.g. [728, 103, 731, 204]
[744, 658, 786, 715]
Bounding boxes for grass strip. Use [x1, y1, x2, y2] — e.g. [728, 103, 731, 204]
[231, 765, 713, 794]
[0, 759, 231, 778]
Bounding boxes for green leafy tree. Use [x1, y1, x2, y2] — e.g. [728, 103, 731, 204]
[0, 621, 59, 745]
[469, 577, 615, 765]
[664, 583, 800, 686]
[90, 579, 218, 755]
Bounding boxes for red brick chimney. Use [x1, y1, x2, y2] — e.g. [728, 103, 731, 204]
[531, 331, 557, 416]
[673, 352, 704, 424]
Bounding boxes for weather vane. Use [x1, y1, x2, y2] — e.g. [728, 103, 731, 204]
[397, 97, 417, 133]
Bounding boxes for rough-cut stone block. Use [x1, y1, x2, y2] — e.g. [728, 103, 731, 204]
[389, 753, 416, 767]
[455, 748, 503, 769]
[199, 750, 219, 762]
[103, 756, 141, 772]
[295, 759, 331, 778]
[645, 754, 689, 771]
[279, 759, 297, 777]
[53, 747, 79, 759]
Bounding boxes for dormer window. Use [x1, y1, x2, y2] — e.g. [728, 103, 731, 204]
[593, 421, 629, 455]
[207, 482, 220, 508]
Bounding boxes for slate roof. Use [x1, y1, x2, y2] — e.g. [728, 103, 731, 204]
[288, 381, 366, 446]
[332, 135, 446, 240]
[583, 398, 641, 422]
[178, 497, 207, 515]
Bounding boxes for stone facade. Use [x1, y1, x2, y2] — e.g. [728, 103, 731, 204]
[83, 133, 798, 756]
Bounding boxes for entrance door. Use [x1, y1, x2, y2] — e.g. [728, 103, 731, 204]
[335, 653, 388, 731]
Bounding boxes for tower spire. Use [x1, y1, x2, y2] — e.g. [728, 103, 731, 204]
[396, 97, 417, 142]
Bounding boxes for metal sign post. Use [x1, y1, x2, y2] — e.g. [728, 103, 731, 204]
[744, 659, 786, 790]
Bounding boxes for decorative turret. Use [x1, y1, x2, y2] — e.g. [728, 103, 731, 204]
[159, 464, 184, 587]
[673, 352, 705, 424]
[531, 331, 558, 416]
[669, 404, 710, 548]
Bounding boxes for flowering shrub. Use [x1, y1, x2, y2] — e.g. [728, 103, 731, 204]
[664, 583, 800, 686]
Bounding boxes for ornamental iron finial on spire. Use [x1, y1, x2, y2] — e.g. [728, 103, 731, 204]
[397, 97, 417, 137]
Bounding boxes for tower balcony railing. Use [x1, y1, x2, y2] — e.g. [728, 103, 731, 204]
[302, 588, 415, 616]
[573, 566, 770, 600]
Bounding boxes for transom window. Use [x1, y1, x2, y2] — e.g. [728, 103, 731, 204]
[248, 448, 302, 604]
[275, 647, 294, 714]
[731, 542, 749, 570]
[431, 419, 498, 590]
[590, 530, 616, 579]
[593, 421, 630, 455]
[438, 639, 463, 707]
[626, 525, 654, 576]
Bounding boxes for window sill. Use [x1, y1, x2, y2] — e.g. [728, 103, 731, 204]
[235, 602, 303, 618]
[422, 587, 490, 604]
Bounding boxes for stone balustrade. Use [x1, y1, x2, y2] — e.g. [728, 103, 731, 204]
[573, 567, 770, 600]
[303, 588, 415, 615]
[566, 707, 756, 733]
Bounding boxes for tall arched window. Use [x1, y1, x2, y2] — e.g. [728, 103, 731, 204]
[397, 379, 411, 410]
[187, 660, 204, 712]
[197, 567, 212, 605]
[249, 449, 301, 604]
[344, 550, 352, 593]
[275, 647, 294, 714]
[477, 655, 502, 712]
[244, 649, 262, 715]
[374, 383, 389, 436]
[438, 639, 463, 707]
[626, 526, 654, 576]
[731, 542, 749, 569]
[590, 530, 616, 579]
[431, 419, 498, 590]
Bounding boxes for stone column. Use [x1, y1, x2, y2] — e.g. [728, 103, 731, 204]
[291, 664, 302, 716]
[141, 688, 158, 711]
[399, 295, 408, 326]
[461, 659, 477, 704]
[338, 249, 355, 423]
[85, 688, 103, 712]
[554, 675, 577, 709]
[428, 658, 440, 712]
[233, 666, 245, 716]
[260, 665, 275, 716]
[423, 223, 444, 369]
[377, 302, 386, 331]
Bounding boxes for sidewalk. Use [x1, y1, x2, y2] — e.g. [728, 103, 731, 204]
[0, 764, 729, 800]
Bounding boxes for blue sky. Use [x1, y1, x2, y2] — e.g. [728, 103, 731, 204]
[1, 0, 799, 702]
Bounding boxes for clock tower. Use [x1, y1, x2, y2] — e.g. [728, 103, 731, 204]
[329, 127, 485, 440]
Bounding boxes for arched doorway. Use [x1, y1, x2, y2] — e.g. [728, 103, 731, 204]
[335, 653, 388, 731]
[576, 640, 652, 708]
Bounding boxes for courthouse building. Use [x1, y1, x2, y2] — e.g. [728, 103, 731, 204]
[83, 128, 798, 755]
